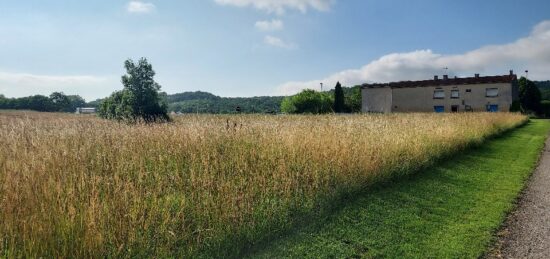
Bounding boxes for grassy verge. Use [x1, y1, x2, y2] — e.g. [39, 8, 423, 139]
[247, 119, 550, 258]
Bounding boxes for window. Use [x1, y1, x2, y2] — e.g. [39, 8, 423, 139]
[451, 89, 460, 99]
[434, 106, 445, 113]
[433, 89, 445, 99]
[486, 104, 499, 112]
[451, 105, 459, 112]
[466, 89, 472, 93]
[486, 88, 499, 97]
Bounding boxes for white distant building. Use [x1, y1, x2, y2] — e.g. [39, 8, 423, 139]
[75, 107, 97, 114]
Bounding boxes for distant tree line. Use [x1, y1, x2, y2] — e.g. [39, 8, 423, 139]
[0, 83, 362, 115]
[509, 77, 550, 117]
[280, 82, 362, 114]
[0, 92, 86, 112]
[536, 80, 550, 100]
[169, 95, 284, 114]
[532, 79, 550, 117]
[88, 91, 284, 114]
[167, 91, 221, 103]
[4, 73, 550, 117]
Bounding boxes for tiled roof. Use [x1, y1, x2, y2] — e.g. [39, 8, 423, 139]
[361, 74, 517, 89]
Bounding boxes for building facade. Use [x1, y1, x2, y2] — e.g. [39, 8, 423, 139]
[361, 71, 518, 113]
[75, 107, 97, 114]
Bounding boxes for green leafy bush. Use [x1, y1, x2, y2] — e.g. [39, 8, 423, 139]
[99, 58, 170, 123]
[281, 89, 333, 114]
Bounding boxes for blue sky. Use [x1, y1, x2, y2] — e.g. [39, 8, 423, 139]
[0, 0, 549, 101]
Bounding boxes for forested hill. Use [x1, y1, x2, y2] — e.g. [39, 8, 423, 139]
[166, 91, 221, 103]
[165, 91, 284, 114]
[535, 80, 550, 100]
[84, 91, 284, 114]
[165, 85, 363, 114]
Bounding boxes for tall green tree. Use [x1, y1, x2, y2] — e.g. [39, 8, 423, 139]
[49, 92, 71, 111]
[333, 82, 345, 113]
[99, 58, 170, 123]
[67, 95, 87, 112]
[518, 77, 541, 114]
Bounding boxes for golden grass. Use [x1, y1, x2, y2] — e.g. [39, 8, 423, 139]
[0, 111, 526, 257]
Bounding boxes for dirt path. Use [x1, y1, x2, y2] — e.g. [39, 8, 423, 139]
[491, 137, 550, 258]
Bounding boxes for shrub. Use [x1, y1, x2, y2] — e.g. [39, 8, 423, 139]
[281, 89, 333, 114]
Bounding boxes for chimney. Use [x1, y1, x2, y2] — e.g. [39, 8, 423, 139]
[443, 75, 449, 80]
[510, 70, 514, 76]
[475, 74, 480, 78]
[434, 75, 439, 80]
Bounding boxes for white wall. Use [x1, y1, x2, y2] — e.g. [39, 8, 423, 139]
[362, 87, 392, 113]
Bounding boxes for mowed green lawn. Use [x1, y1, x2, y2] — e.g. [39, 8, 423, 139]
[246, 120, 550, 258]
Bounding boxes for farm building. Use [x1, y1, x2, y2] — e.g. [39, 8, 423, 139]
[75, 107, 97, 114]
[361, 71, 518, 113]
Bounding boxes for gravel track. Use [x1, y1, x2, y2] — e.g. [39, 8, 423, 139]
[490, 137, 550, 259]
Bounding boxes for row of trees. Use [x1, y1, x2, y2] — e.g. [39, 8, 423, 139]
[0, 92, 86, 112]
[280, 82, 362, 114]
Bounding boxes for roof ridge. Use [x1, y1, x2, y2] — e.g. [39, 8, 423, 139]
[362, 74, 517, 89]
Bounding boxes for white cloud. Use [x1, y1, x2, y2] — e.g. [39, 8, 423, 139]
[255, 19, 284, 31]
[0, 71, 115, 101]
[127, 1, 156, 14]
[275, 20, 550, 95]
[215, 0, 334, 14]
[264, 35, 296, 49]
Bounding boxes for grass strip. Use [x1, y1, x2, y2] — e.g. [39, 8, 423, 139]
[247, 119, 550, 258]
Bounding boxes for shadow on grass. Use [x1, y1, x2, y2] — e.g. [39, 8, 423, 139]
[241, 119, 548, 258]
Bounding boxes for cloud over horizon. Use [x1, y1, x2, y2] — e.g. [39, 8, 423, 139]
[275, 20, 550, 95]
[0, 71, 115, 101]
[214, 0, 334, 14]
[127, 1, 156, 14]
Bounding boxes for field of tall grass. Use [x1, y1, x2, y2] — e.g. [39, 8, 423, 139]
[0, 111, 526, 257]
